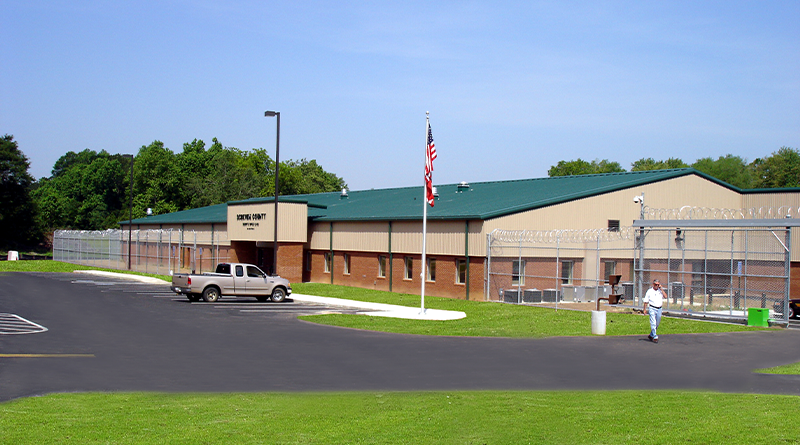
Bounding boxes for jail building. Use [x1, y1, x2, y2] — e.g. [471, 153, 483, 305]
[118, 168, 800, 300]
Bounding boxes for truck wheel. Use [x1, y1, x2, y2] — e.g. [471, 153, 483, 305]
[271, 287, 286, 303]
[203, 287, 221, 303]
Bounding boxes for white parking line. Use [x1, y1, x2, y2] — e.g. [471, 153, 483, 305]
[0, 314, 48, 335]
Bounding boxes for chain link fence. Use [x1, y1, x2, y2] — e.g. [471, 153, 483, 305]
[634, 226, 790, 322]
[486, 225, 791, 323]
[53, 229, 230, 275]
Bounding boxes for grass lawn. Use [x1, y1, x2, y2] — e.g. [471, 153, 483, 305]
[1, 261, 798, 442]
[293, 283, 767, 338]
[1, 391, 797, 445]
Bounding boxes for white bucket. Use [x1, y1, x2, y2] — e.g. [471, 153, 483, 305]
[7, 251, 19, 261]
[591, 310, 606, 335]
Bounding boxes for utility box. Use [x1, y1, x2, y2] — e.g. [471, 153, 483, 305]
[747, 308, 770, 327]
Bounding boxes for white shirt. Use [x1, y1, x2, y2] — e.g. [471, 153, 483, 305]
[644, 286, 666, 308]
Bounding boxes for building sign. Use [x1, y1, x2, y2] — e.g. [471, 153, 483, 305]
[237, 213, 268, 230]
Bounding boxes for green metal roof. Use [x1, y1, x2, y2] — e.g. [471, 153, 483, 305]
[124, 202, 228, 225]
[123, 169, 731, 225]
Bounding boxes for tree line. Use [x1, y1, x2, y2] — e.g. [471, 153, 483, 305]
[548, 147, 800, 190]
[2, 133, 798, 251]
[0, 135, 346, 250]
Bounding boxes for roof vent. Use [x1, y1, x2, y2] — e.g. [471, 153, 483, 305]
[146, 208, 153, 216]
[457, 181, 470, 192]
[432, 187, 439, 197]
[340, 188, 348, 199]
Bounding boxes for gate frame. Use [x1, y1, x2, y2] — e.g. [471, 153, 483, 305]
[634, 218, 799, 323]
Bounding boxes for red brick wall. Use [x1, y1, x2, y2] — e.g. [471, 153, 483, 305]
[276, 243, 303, 283]
[304, 250, 484, 299]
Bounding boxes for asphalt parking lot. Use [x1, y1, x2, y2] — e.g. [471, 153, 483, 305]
[1, 271, 800, 402]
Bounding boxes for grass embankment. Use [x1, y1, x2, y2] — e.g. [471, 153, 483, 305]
[293, 283, 765, 338]
[1, 391, 797, 444]
[0, 259, 170, 282]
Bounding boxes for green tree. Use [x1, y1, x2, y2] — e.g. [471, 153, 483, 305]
[691, 155, 753, 189]
[630, 157, 689, 171]
[0, 135, 42, 247]
[33, 149, 129, 231]
[280, 158, 347, 195]
[133, 141, 181, 216]
[33, 138, 349, 229]
[548, 159, 625, 177]
[751, 147, 800, 188]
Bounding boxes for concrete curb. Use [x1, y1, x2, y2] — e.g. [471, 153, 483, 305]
[291, 294, 467, 321]
[73, 270, 170, 285]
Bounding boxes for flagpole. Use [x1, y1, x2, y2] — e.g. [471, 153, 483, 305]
[420, 111, 429, 315]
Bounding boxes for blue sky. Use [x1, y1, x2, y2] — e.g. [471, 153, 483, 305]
[2, 1, 798, 191]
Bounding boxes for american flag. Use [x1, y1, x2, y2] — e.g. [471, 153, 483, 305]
[425, 121, 437, 206]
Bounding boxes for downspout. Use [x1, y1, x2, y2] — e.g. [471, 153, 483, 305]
[330, 222, 334, 285]
[465, 220, 470, 300]
[388, 221, 393, 293]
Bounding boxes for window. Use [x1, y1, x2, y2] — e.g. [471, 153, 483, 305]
[343, 253, 351, 275]
[378, 256, 387, 278]
[603, 261, 616, 283]
[235, 265, 244, 277]
[247, 265, 264, 278]
[404, 257, 413, 280]
[324, 252, 332, 273]
[305, 252, 312, 271]
[561, 261, 574, 284]
[512, 260, 525, 286]
[456, 259, 467, 284]
[608, 219, 620, 232]
[426, 258, 436, 282]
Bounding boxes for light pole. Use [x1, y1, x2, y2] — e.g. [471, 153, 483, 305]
[264, 110, 280, 276]
[123, 154, 134, 270]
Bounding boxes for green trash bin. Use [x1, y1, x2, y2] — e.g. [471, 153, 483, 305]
[747, 308, 770, 327]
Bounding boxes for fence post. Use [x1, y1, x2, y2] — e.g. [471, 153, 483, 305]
[485, 234, 489, 300]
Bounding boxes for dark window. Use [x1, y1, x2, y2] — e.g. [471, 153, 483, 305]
[456, 259, 467, 284]
[378, 256, 386, 278]
[608, 220, 620, 232]
[404, 257, 413, 280]
[235, 265, 244, 277]
[216, 264, 231, 274]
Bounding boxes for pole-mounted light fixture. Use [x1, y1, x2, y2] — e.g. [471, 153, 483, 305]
[264, 111, 280, 276]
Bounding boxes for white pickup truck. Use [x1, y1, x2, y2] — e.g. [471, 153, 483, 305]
[170, 263, 292, 303]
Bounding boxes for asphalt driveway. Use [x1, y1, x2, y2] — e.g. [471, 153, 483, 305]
[1, 272, 799, 402]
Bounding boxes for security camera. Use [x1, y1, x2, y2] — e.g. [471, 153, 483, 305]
[633, 196, 642, 204]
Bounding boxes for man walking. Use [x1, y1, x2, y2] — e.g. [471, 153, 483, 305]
[643, 279, 666, 343]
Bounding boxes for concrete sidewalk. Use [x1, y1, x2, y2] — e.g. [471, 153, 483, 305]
[73, 270, 466, 321]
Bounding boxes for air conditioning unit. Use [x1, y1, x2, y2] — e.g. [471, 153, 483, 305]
[542, 289, 561, 302]
[523, 289, 542, 303]
[503, 289, 520, 303]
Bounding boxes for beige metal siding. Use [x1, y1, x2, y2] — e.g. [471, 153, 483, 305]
[227, 202, 307, 242]
[308, 220, 483, 256]
[485, 175, 742, 235]
[744, 192, 800, 261]
[309, 222, 332, 250]
[331, 221, 390, 252]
